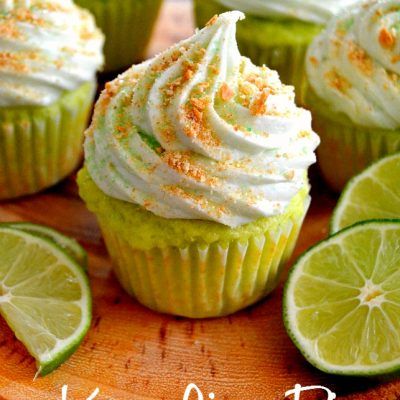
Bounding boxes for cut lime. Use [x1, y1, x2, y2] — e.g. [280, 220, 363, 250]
[284, 220, 400, 376]
[3, 222, 88, 269]
[0, 226, 91, 376]
[331, 153, 400, 234]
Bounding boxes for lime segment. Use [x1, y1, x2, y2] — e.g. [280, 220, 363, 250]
[284, 220, 400, 376]
[331, 153, 400, 234]
[0, 226, 91, 376]
[3, 222, 88, 268]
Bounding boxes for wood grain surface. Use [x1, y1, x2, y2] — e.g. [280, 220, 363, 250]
[0, 2, 399, 399]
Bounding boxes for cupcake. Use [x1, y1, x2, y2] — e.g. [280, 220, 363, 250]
[79, 12, 320, 318]
[0, 0, 104, 200]
[194, 0, 361, 102]
[75, 0, 162, 72]
[306, 0, 400, 192]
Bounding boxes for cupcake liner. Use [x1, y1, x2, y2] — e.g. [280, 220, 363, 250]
[96, 195, 310, 318]
[307, 90, 400, 192]
[76, 0, 162, 72]
[0, 83, 95, 200]
[193, 0, 320, 104]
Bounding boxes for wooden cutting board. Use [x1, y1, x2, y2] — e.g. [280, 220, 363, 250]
[0, 2, 400, 399]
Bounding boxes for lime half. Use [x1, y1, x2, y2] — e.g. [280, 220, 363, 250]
[3, 222, 88, 268]
[284, 220, 400, 376]
[0, 226, 91, 376]
[331, 153, 400, 234]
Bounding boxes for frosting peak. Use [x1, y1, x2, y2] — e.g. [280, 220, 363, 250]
[85, 12, 319, 227]
[0, 0, 104, 106]
[306, 0, 400, 129]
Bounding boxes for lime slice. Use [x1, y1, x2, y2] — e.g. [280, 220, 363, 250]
[284, 220, 400, 376]
[3, 223, 88, 269]
[0, 226, 91, 376]
[331, 153, 400, 234]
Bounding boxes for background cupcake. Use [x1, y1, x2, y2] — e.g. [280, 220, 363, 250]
[194, 0, 361, 103]
[0, 0, 104, 200]
[79, 12, 319, 318]
[306, 0, 400, 192]
[75, 0, 162, 72]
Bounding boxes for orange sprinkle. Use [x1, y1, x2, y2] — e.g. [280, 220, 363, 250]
[391, 55, 400, 63]
[325, 69, 352, 93]
[298, 131, 311, 139]
[209, 65, 219, 75]
[285, 170, 295, 180]
[183, 100, 221, 148]
[104, 81, 118, 97]
[348, 44, 373, 76]
[219, 83, 234, 101]
[14, 9, 45, 27]
[80, 26, 96, 41]
[250, 90, 270, 116]
[162, 151, 217, 185]
[164, 185, 227, 217]
[206, 15, 218, 27]
[0, 52, 28, 73]
[190, 97, 207, 111]
[115, 126, 128, 140]
[97, 81, 119, 110]
[143, 200, 152, 208]
[379, 27, 396, 50]
[246, 73, 268, 90]
[309, 56, 319, 67]
[161, 128, 175, 143]
[183, 68, 194, 81]
[197, 82, 210, 93]
[0, 20, 22, 40]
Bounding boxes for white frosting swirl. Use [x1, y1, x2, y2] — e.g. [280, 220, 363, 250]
[85, 12, 319, 228]
[215, 0, 361, 24]
[307, 0, 400, 129]
[0, 0, 104, 106]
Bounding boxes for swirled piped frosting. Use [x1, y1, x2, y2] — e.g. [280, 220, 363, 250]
[85, 12, 319, 228]
[307, 0, 400, 129]
[215, 0, 361, 24]
[0, 0, 104, 106]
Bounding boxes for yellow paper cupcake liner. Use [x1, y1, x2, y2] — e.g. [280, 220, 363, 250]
[307, 91, 400, 192]
[96, 196, 309, 319]
[76, 0, 162, 72]
[0, 83, 94, 200]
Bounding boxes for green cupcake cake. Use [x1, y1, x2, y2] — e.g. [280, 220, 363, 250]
[79, 12, 320, 318]
[75, 0, 162, 72]
[194, 0, 361, 102]
[306, 0, 400, 192]
[0, 0, 104, 200]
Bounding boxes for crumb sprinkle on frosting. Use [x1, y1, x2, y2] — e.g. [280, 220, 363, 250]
[85, 12, 319, 228]
[306, 0, 400, 129]
[0, 0, 104, 106]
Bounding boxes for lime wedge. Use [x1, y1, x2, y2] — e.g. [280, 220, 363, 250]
[0, 226, 91, 376]
[331, 153, 400, 234]
[3, 223, 88, 269]
[284, 220, 400, 376]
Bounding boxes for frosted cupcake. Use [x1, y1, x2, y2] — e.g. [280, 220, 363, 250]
[75, 0, 162, 72]
[306, 0, 400, 192]
[194, 0, 360, 102]
[0, 0, 104, 200]
[79, 12, 320, 318]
